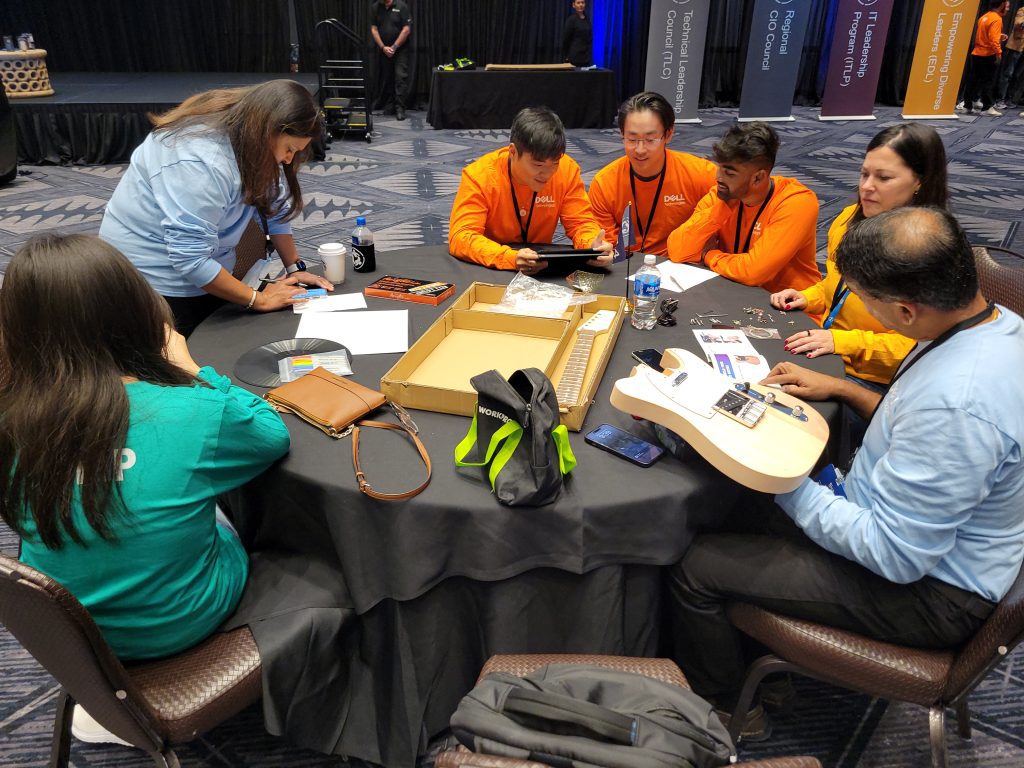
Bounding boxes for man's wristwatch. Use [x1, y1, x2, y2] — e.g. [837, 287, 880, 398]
[285, 259, 307, 275]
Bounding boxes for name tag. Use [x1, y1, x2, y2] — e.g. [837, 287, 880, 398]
[814, 463, 847, 498]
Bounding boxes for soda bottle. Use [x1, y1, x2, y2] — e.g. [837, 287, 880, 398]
[351, 216, 376, 273]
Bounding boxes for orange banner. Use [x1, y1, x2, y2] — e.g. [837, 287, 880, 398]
[903, 0, 980, 118]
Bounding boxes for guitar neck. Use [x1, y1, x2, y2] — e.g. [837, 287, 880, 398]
[556, 331, 596, 408]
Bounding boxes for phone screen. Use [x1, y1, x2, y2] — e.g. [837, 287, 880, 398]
[631, 348, 664, 373]
[584, 424, 665, 467]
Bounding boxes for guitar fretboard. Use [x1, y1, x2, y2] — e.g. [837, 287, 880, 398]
[556, 331, 596, 408]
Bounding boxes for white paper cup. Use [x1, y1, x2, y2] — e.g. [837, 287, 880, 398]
[318, 242, 347, 284]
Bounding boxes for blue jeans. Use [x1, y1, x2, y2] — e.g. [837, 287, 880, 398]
[999, 49, 1024, 103]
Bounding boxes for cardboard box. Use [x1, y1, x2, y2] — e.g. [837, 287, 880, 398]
[380, 282, 626, 431]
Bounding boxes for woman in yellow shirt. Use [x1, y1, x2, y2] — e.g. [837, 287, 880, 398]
[769, 123, 948, 387]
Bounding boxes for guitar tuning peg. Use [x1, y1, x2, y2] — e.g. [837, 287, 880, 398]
[764, 391, 776, 405]
[791, 405, 803, 418]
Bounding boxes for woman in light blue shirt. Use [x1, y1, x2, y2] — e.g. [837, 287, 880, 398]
[100, 79, 332, 335]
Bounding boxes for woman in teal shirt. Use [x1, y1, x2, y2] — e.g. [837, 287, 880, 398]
[0, 233, 290, 660]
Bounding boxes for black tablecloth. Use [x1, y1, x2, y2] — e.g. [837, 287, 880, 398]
[188, 247, 842, 767]
[426, 69, 617, 129]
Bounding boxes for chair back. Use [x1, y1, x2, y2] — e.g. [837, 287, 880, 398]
[943, 561, 1024, 700]
[232, 216, 270, 280]
[0, 553, 168, 751]
[973, 246, 1024, 317]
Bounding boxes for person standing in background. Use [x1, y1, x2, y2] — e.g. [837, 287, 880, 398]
[997, 3, 1024, 109]
[371, 0, 413, 120]
[965, 0, 1010, 116]
[562, 0, 592, 69]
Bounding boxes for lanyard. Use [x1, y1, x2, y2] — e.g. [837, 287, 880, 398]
[733, 179, 775, 254]
[868, 301, 997, 427]
[628, 161, 667, 253]
[508, 156, 538, 245]
[888, 301, 996, 388]
[822, 278, 851, 330]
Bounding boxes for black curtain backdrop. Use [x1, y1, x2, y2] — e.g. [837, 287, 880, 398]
[0, 0, 1006, 109]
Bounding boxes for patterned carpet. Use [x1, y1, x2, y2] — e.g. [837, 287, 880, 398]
[1, 106, 1023, 767]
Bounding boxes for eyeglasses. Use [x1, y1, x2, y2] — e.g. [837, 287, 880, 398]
[657, 297, 678, 327]
[623, 135, 666, 149]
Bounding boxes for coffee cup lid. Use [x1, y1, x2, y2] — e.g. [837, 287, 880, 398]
[318, 242, 347, 254]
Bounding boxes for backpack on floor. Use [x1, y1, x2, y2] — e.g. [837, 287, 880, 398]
[451, 664, 735, 768]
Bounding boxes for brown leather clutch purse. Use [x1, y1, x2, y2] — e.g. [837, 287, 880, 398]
[266, 367, 430, 501]
[266, 367, 386, 438]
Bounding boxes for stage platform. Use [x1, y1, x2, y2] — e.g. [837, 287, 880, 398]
[11, 72, 319, 165]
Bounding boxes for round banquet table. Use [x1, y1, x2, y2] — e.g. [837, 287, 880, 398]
[188, 246, 843, 768]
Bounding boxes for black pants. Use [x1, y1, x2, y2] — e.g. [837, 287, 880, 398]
[164, 293, 227, 337]
[667, 501, 994, 704]
[966, 54, 1000, 111]
[375, 44, 411, 110]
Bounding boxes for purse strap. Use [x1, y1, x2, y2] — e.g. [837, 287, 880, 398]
[352, 419, 432, 501]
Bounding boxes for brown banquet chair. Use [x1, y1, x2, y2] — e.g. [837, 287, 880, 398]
[0, 552, 262, 768]
[435, 653, 823, 768]
[973, 245, 1024, 317]
[724, 562, 1024, 768]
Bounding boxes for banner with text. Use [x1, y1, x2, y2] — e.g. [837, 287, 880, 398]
[643, 0, 712, 123]
[739, 0, 814, 121]
[902, 0, 977, 118]
[820, 0, 895, 120]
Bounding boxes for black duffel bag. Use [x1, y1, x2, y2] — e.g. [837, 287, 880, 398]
[451, 664, 735, 768]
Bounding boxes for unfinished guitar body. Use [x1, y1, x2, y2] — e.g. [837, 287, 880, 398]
[610, 348, 829, 493]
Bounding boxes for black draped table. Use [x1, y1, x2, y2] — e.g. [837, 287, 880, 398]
[427, 68, 617, 129]
[187, 246, 842, 768]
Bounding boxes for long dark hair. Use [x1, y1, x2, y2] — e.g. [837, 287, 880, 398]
[0, 234, 197, 550]
[852, 123, 948, 223]
[150, 79, 322, 221]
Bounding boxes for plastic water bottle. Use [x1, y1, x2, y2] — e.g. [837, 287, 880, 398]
[351, 216, 376, 273]
[631, 254, 661, 330]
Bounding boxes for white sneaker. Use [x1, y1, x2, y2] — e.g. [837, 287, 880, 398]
[71, 705, 134, 747]
[984, 107, 1003, 116]
[973, 99, 984, 109]
[955, 101, 966, 111]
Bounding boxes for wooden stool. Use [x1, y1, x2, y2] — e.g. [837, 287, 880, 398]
[0, 49, 54, 98]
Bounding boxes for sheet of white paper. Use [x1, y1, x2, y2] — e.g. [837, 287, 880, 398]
[297, 310, 409, 355]
[692, 329, 771, 381]
[655, 262, 719, 292]
[293, 293, 368, 313]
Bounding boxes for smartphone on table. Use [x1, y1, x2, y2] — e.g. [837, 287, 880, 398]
[584, 423, 665, 467]
[631, 348, 664, 373]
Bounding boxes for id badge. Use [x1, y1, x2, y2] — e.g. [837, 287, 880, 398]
[814, 463, 847, 498]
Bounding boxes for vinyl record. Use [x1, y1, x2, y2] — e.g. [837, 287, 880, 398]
[235, 338, 346, 387]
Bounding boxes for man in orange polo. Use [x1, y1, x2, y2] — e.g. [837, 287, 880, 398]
[966, 0, 1010, 116]
[666, 122, 820, 294]
[589, 92, 717, 258]
[449, 106, 612, 273]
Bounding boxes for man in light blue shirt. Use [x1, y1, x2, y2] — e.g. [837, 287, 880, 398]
[668, 206, 1024, 735]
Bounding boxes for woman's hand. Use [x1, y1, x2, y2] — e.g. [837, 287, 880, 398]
[252, 281, 306, 312]
[289, 270, 334, 291]
[770, 288, 807, 311]
[163, 326, 201, 375]
[784, 328, 835, 359]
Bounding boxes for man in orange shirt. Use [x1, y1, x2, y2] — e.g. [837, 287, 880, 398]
[449, 106, 612, 273]
[666, 122, 820, 294]
[589, 91, 717, 257]
[966, 0, 1010, 116]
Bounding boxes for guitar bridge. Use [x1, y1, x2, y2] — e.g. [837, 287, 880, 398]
[713, 389, 767, 428]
